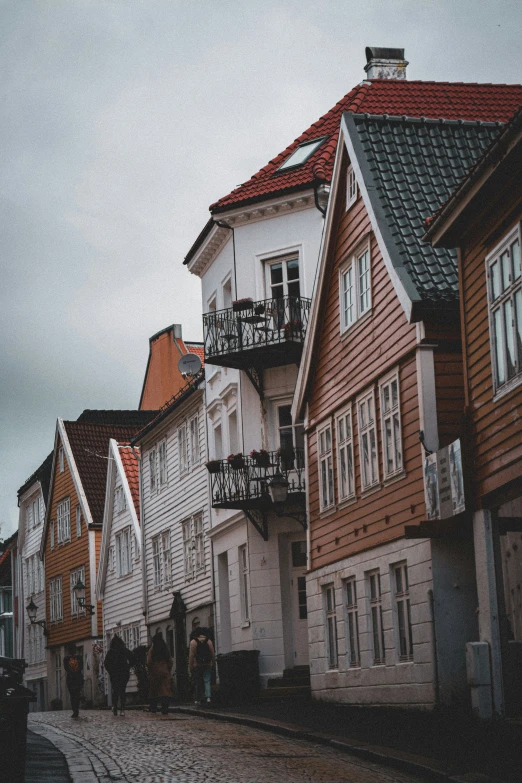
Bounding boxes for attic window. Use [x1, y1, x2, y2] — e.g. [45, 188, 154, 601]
[277, 137, 326, 172]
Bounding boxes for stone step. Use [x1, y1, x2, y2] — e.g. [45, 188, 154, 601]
[259, 685, 311, 699]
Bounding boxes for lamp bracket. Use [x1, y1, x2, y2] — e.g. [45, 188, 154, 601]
[244, 367, 264, 401]
[244, 508, 269, 541]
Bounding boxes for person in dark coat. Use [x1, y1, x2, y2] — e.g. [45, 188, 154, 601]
[63, 643, 84, 718]
[189, 627, 214, 706]
[104, 634, 134, 716]
[147, 632, 173, 715]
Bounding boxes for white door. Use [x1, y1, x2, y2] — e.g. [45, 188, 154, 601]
[289, 539, 309, 666]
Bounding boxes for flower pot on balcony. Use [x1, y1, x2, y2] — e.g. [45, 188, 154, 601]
[254, 303, 265, 316]
[250, 450, 271, 468]
[283, 319, 303, 338]
[227, 453, 245, 469]
[205, 460, 222, 474]
[232, 298, 253, 312]
[277, 446, 295, 467]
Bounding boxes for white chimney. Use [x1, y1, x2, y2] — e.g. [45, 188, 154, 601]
[364, 47, 408, 80]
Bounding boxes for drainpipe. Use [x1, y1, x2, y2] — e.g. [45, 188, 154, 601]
[313, 183, 330, 216]
[214, 219, 238, 300]
[131, 446, 148, 630]
[428, 588, 441, 706]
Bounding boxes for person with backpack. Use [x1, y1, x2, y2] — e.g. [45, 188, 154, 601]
[63, 643, 84, 718]
[104, 635, 134, 716]
[189, 627, 214, 706]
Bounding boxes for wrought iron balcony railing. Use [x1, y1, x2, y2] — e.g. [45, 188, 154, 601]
[207, 448, 305, 511]
[203, 295, 312, 370]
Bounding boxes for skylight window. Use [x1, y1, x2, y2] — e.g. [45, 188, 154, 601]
[278, 137, 326, 171]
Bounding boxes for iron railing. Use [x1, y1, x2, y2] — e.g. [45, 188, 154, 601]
[207, 448, 306, 509]
[203, 295, 312, 364]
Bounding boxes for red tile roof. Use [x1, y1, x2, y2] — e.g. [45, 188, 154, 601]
[185, 343, 205, 366]
[117, 444, 140, 523]
[63, 421, 154, 526]
[211, 80, 522, 213]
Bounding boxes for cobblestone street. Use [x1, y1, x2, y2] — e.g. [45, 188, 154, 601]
[28, 710, 426, 783]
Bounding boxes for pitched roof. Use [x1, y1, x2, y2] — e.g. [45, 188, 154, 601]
[17, 451, 53, 504]
[117, 444, 140, 521]
[344, 113, 503, 308]
[210, 80, 522, 214]
[63, 419, 155, 526]
[76, 410, 157, 426]
[185, 343, 205, 365]
[132, 370, 205, 445]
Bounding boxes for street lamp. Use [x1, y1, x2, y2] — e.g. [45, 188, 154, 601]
[26, 598, 48, 636]
[72, 576, 95, 616]
[268, 471, 306, 529]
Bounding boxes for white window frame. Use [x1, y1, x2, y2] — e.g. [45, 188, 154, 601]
[189, 415, 199, 468]
[149, 448, 157, 492]
[357, 389, 379, 491]
[115, 527, 132, 577]
[158, 439, 168, 486]
[379, 371, 403, 479]
[151, 529, 172, 589]
[59, 446, 64, 473]
[340, 241, 372, 332]
[182, 513, 205, 580]
[392, 562, 414, 662]
[239, 544, 250, 623]
[50, 519, 55, 549]
[336, 407, 355, 502]
[486, 224, 522, 396]
[76, 505, 82, 537]
[344, 578, 361, 668]
[324, 584, 338, 669]
[317, 422, 334, 511]
[49, 576, 63, 623]
[178, 423, 189, 475]
[346, 164, 358, 210]
[114, 486, 127, 514]
[70, 566, 86, 617]
[367, 570, 385, 665]
[56, 497, 71, 544]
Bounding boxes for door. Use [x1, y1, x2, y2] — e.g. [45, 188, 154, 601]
[265, 257, 301, 328]
[289, 539, 309, 666]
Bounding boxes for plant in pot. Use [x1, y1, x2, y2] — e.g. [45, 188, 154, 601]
[250, 448, 270, 468]
[227, 452, 245, 469]
[232, 298, 253, 313]
[254, 303, 266, 316]
[205, 460, 222, 474]
[277, 444, 295, 470]
[283, 319, 303, 338]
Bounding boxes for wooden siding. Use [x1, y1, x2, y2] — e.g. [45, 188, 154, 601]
[460, 194, 522, 502]
[434, 349, 465, 448]
[44, 437, 96, 648]
[140, 392, 212, 629]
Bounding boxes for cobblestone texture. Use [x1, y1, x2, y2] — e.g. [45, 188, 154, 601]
[29, 710, 428, 783]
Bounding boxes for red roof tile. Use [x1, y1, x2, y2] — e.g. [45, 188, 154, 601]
[185, 344, 205, 366]
[117, 444, 140, 523]
[211, 80, 522, 213]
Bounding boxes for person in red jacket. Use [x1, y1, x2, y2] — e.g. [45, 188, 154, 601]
[63, 643, 84, 718]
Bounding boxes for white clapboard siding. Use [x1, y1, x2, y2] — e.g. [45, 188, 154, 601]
[141, 389, 212, 627]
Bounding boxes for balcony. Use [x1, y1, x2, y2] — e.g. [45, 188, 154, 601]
[203, 295, 312, 370]
[207, 448, 306, 512]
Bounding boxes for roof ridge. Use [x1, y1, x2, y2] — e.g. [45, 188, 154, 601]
[351, 113, 505, 128]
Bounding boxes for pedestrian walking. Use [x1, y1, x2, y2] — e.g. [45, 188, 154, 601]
[63, 643, 84, 718]
[104, 634, 134, 716]
[189, 627, 214, 706]
[147, 632, 173, 715]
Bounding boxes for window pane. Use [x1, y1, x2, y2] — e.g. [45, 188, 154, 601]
[340, 448, 347, 497]
[346, 443, 354, 495]
[515, 289, 522, 367]
[491, 261, 500, 300]
[370, 428, 378, 482]
[361, 432, 369, 486]
[382, 385, 390, 413]
[504, 299, 516, 378]
[501, 250, 511, 290]
[278, 405, 292, 428]
[338, 417, 345, 443]
[512, 240, 521, 281]
[494, 308, 506, 385]
[393, 414, 402, 469]
[287, 259, 299, 281]
[288, 280, 301, 298]
[270, 263, 283, 286]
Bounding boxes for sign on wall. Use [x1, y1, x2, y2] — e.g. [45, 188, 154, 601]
[424, 439, 465, 521]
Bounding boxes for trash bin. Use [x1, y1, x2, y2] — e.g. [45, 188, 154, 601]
[216, 649, 260, 704]
[0, 656, 36, 783]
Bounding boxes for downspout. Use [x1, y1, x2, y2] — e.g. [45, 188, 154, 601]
[214, 219, 238, 302]
[428, 588, 441, 706]
[132, 446, 148, 633]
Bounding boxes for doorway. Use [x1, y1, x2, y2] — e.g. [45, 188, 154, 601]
[289, 538, 309, 666]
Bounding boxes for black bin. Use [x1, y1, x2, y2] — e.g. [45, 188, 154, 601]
[0, 657, 36, 783]
[217, 649, 260, 704]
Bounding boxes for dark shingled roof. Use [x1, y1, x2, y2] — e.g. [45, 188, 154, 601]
[76, 410, 157, 426]
[63, 418, 155, 526]
[344, 113, 503, 308]
[17, 452, 53, 505]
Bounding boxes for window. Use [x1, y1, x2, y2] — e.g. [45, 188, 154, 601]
[392, 563, 414, 662]
[182, 513, 205, 579]
[344, 578, 361, 667]
[487, 226, 522, 393]
[158, 440, 167, 486]
[149, 448, 157, 492]
[56, 498, 71, 544]
[213, 423, 223, 460]
[318, 424, 334, 510]
[49, 576, 63, 622]
[108, 546, 115, 573]
[59, 446, 64, 473]
[278, 137, 326, 171]
[227, 410, 238, 456]
[324, 585, 338, 669]
[25, 555, 43, 596]
[50, 519, 55, 549]
[357, 390, 379, 490]
[239, 545, 250, 622]
[336, 408, 355, 501]
[152, 530, 171, 588]
[189, 416, 199, 467]
[116, 527, 132, 577]
[70, 567, 86, 617]
[120, 623, 141, 651]
[114, 487, 126, 514]
[367, 571, 385, 665]
[76, 505, 82, 537]
[178, 424, 188, 474]
[340, 245, 371, 331]
[380, 373, 403, 478]
[346, 165, 358, 209]
[27, 497, 40, 529]
[222, 276, 233, 309]
[277, 403, 305, 455]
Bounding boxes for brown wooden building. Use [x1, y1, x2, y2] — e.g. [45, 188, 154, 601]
[294, 90, 522, 709]
[40, 411, 155, 709]
[427, 107, 522, 719]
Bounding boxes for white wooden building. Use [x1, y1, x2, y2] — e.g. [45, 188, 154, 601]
[96, 439, 145, 702]
[15, 453, 52, 711]
[132, 371, 212, 698]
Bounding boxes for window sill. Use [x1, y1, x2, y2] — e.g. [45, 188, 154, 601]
[340, 308, 373, 339]
[382, 471, 406, 488]
[326, 667, 339, 673]
[337, 495, 357, 511]
[319, 506, 337, 520]
[492, 373, 522, 403]
[360, 483, 381, 499]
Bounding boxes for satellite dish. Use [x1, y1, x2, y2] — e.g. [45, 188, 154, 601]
[178, 353, 202, 377]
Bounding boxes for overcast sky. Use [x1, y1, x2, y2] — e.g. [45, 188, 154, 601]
[1, 0, 521, 537]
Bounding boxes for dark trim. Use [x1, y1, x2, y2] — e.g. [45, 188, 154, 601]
[183, 217, 216, 266]
[273, 136, 328, 176]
